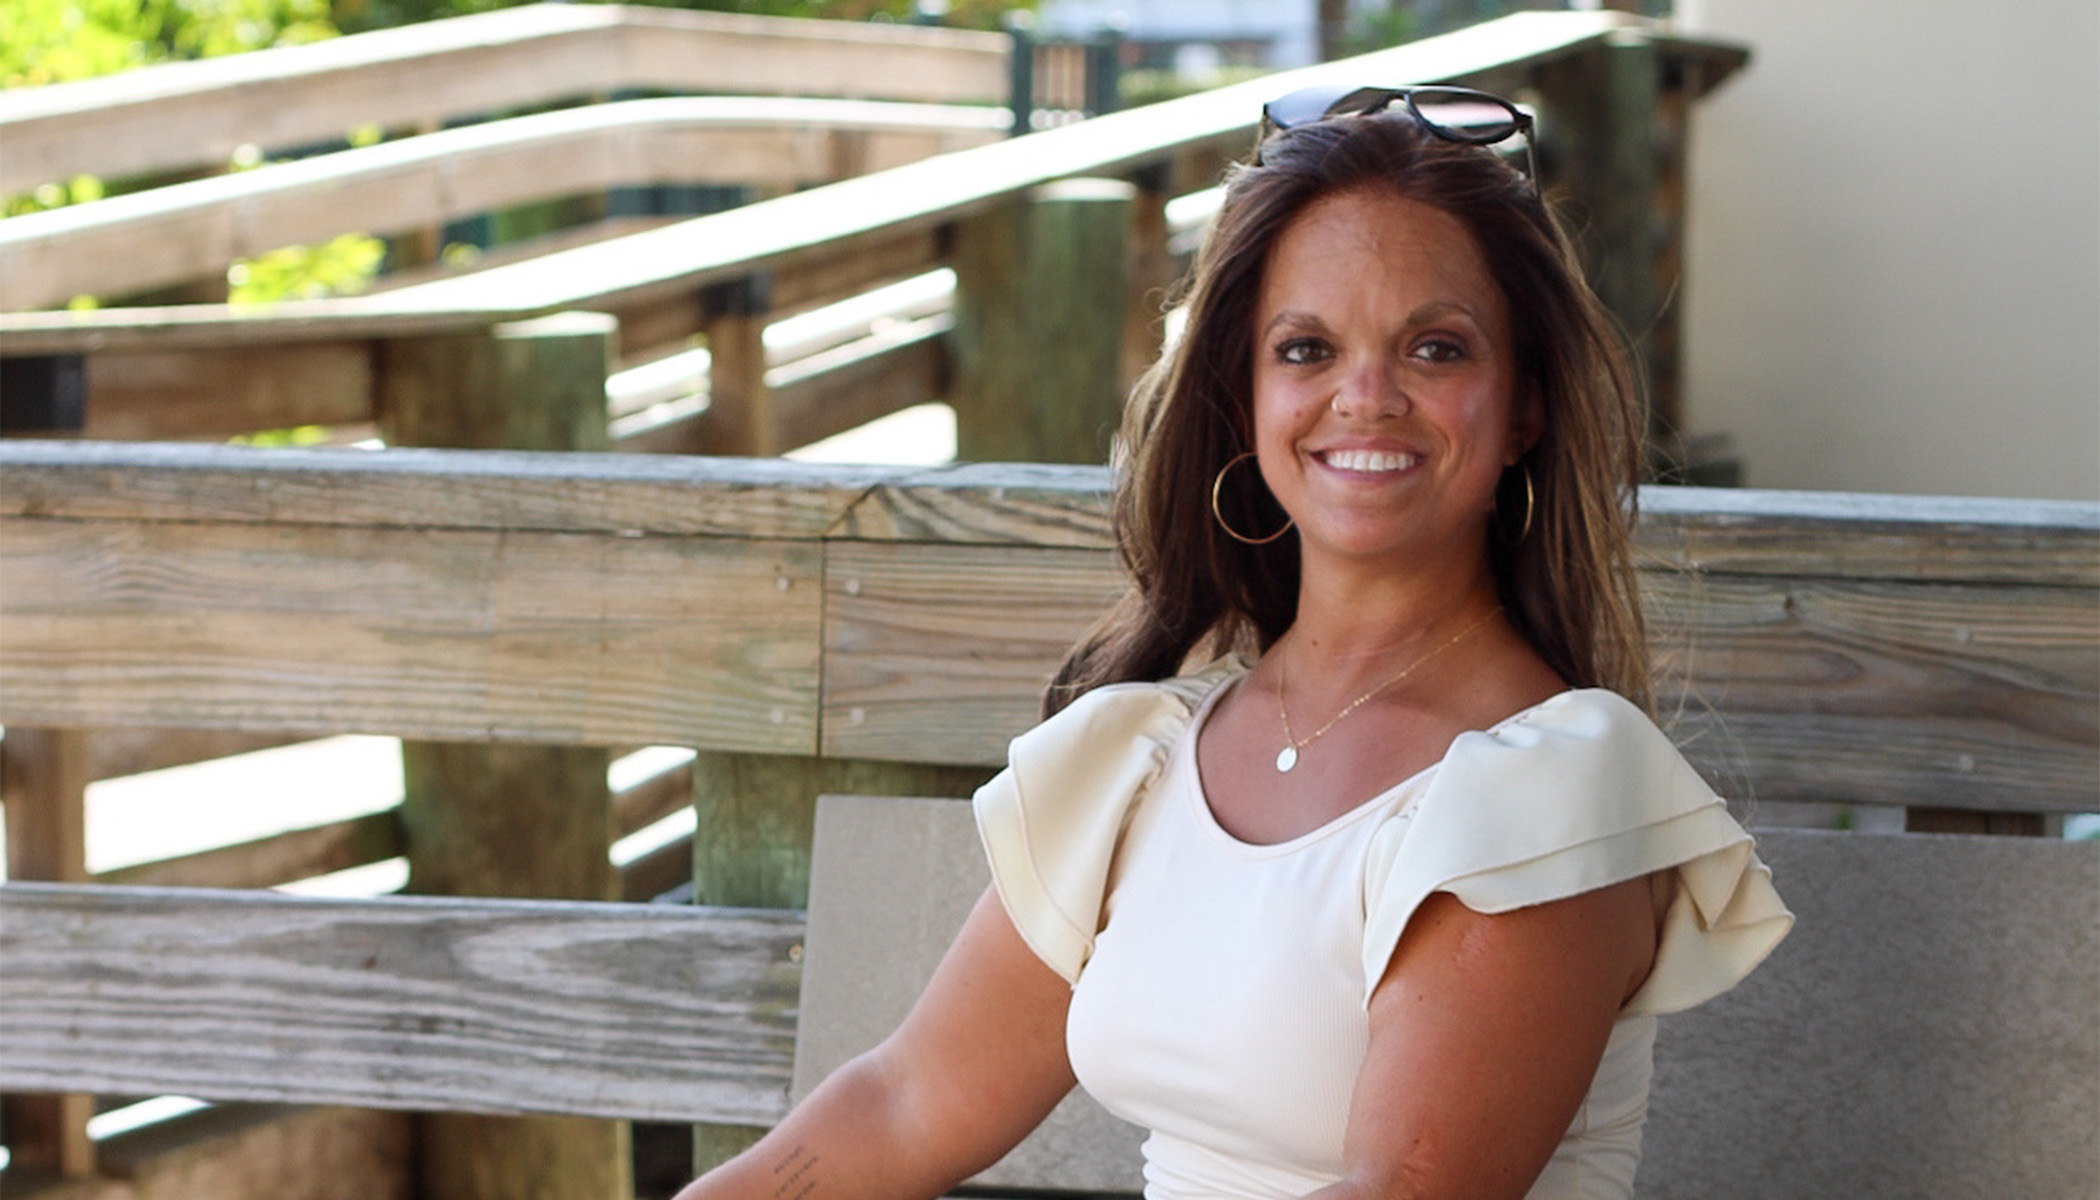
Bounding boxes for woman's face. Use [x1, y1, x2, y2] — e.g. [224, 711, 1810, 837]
[1250, 186, 1532, 572]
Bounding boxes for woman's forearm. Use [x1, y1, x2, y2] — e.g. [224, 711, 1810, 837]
[673, 1051, 953, 1200]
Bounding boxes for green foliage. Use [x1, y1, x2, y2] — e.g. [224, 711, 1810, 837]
[1335, 2, 1414, 58]
[229, 425, 338, 446]
[4, 174, 106, 218]
[3, 0, 371, 307]
[227, 232, 387, 305]
[0, 0, 336, 87]
[1119, 65, 1270, 111]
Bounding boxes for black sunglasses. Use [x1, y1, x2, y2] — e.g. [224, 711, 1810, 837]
[1256, 84, 1538, 186]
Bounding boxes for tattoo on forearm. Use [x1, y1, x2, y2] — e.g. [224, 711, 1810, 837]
[771, 1144, 819, 1200]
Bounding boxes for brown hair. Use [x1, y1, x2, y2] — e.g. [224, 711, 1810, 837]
[1044, 108, 1652, 718]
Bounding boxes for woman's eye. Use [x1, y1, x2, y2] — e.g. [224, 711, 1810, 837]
[1276, 338, 1330, 365]
[1411, 337, 1468, 364]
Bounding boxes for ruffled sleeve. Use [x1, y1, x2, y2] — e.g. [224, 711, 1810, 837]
[1359, 690, 1792, 1016]
[972, 663, 1237, 983]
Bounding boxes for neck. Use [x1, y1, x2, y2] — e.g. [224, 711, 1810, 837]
[1283, 550, 1502, 688]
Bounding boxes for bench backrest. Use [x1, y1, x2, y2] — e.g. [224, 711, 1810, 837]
[796, 794, 2100, 1198]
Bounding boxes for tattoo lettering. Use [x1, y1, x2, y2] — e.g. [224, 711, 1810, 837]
[771, 1144, 820, 1200]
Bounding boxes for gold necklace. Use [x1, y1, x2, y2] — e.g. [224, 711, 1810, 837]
[1273, 607, 1503, 774]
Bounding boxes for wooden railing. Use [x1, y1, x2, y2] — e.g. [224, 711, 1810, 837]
[0, 12, 1750, 464]
[1, 442, 2094, 1193]
[5, 442, 2092, 815]
[0, 4, 1012, 195]
[0, 98, 1007, 312]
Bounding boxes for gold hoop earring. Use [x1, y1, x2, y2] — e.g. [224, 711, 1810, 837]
[1210, 451, 1294, 546]
[1502, 463, 1535, 543]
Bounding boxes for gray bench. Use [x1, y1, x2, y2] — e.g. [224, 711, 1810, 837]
[795, 794, 2099, 1199]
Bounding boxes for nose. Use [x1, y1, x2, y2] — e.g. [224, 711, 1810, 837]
[1328, 359, 1408, 420]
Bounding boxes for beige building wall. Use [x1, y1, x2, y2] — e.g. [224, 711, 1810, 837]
[1673, 0, 2099, 500]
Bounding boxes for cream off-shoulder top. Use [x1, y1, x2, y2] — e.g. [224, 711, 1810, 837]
[973, 661, 1792, 1200]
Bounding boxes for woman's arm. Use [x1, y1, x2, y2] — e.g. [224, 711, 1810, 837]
[1310, 877, 1659, 1200]
[674, 885, 1078, 1200]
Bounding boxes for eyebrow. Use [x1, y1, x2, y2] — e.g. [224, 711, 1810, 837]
[1260, 300, 1487, 338]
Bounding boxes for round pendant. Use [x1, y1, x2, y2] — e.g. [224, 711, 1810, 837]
[1275, 745, 1299, 773]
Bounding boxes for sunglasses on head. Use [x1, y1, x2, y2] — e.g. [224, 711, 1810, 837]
[1255, 84, 1538, 186]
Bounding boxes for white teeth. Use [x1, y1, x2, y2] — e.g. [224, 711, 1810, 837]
[1322, 449, 1415, 472]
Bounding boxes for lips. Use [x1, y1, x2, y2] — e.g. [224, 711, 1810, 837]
[1316, 447, 1419, 473]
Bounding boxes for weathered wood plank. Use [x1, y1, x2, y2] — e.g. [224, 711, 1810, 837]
[819, 541, 1125, 764]
[0, 884, 802, 1126]
[0, 99, 1003, 312]
[97, 811, 403, 890]
[767, 317, 948, 453]
[0, 519, 824, 752]
[12, 445, 2080, 581]
[817, 542, 2099, 808]
[1640, 486, 2100, 587]
[0, 441, 886, 540]
[1647, 571, 2098, 812]
[831, 460, 1113, 546]
[0, 4, 1010, 194]
[93, 754, 689, 893]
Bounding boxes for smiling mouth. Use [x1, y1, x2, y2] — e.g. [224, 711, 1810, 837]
[1318, 448, 1419, 473]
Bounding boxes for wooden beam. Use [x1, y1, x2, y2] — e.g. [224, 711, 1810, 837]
[0, 4, 1010, 194]
[86, 728, 305, 782]
[82, 343, 373, 439]
[93, 752, 690, 893]
[767, 317, 948, 452]
[0, 99, 1002, 312]
[97, 811, 403, 890]
[0, 883, 802, 1126]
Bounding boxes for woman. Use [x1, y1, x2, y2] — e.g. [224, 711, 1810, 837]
[678, 85, 1790, 1200]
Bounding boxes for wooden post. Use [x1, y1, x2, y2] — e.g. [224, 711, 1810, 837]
[949, 178, 1135, 465]
[699, 276, 775, 457]
[1533, 32, 1668, 449]
[1, 357, 94, 1181]
[1, 728, 96, 1180]
[1120, 166, 1176, 399]
[376, 312, 629, 1200]
[686, 755, 993, 1172]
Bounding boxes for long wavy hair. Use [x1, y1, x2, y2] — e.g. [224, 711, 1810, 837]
[1043, 106, 1650, 717]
